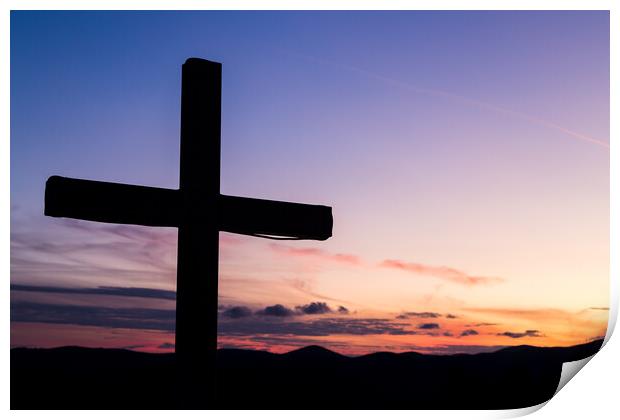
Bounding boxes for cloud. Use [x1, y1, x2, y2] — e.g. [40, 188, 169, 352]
[218, 335, 351, 353]
[256, 304, 296, 317]
[123, 344, 146, 350]
[285, 278, 351, 304]
[445, 314, 458, 319]
[296, 302, 332, 315]
[158, 342, 175, 349]
[460, 307, 606, 337]
[497, 330, 542, 339]
[463, 308, 552, 318]
[11, 284, 176, 301]
[465, 322, 498, 327]
[417, 323, 440, 330]
[221, 306, 253, 319]
[300, 53, 609, 149]
[11, 301, 175, 331]
[219, 317, 419, 337]
[10, 221, 177, 286]
[588, 307, 609, 311]
[463, 307, 576, 322]
[380, 259, 503, 286]
[459, 329, 479, 337]
[396, 311, 441, 319]
[254, 302, 348, 317]
[405, 344, 507, 355]
[270, 244, 361, 265]
[11, 300, 433, 339]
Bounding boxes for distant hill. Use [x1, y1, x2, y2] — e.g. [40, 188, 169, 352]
[11, 339, 603, 409]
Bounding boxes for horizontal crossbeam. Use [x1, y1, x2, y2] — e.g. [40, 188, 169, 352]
[45, 176, 332, 240]
[219, 195, 332, 240]
[45, 176, 179, 227]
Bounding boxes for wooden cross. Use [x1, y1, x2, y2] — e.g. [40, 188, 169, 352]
[44, 58, 333, 406]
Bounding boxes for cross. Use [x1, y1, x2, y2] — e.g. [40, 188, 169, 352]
[43, 58, 333, 407]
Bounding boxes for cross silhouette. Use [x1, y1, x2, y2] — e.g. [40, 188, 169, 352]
[44, 58, 333, 406]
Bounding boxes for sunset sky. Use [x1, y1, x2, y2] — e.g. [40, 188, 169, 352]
[10, 11, 609, 354]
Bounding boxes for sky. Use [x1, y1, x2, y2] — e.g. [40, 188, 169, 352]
[10, 11, 609, 355]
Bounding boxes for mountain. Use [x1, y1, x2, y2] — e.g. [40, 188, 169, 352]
[11, 339, 603, 409]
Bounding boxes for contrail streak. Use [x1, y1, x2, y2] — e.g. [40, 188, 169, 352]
[290, 52, 609, 150]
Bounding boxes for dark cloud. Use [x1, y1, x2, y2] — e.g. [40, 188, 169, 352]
[296, 302, 332, 315]
[459, 329, 479, 337]
[11, 284, 176, 301]
[254, 302, 347, 317]
[219, 335, 352, 353]
[219, 317, 418, 337]
[443, 331, 453, 337]
[397, 312, 441, 319]
[11, 299, 436, 339]
[158, 342, 175, 350]
[256, 304, 295, 317]
[465, 322, 498, 327]
[221, 306, 253, 319]
[445, 314, 458, 319]
[406, 344, 507, 355]
[417, 323, 440, 330]
[588, 307, 609, 311]
[11, 301, 175, 331]
[123, 344, 146, 350]
[497, 330, 542, 339]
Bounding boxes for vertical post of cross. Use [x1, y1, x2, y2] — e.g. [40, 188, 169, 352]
[176, 58, 221, 406]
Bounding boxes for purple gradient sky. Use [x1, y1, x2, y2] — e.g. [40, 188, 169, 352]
[10, 11, 609, 353]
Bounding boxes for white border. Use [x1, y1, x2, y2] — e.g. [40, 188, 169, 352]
[3, 1, 617, 418]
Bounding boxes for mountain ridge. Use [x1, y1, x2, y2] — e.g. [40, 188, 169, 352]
[11, 339, 603, 409]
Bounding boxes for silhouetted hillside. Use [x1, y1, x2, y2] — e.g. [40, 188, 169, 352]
[11, 339, 603, 409]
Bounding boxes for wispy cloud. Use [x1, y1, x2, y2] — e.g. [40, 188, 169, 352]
[395, 311, 460, 321]
[465, 322, 498, 327]
[463, 307, 572, 320]
[270, 244, 361, 265]
[285, 278, 354, 305]
[397, 311, 441, 319]
[380, 259, 503, 286]
[290, 51, 609, 150]
[11, 220, 177, 286]
[11, 284, 176, 300]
